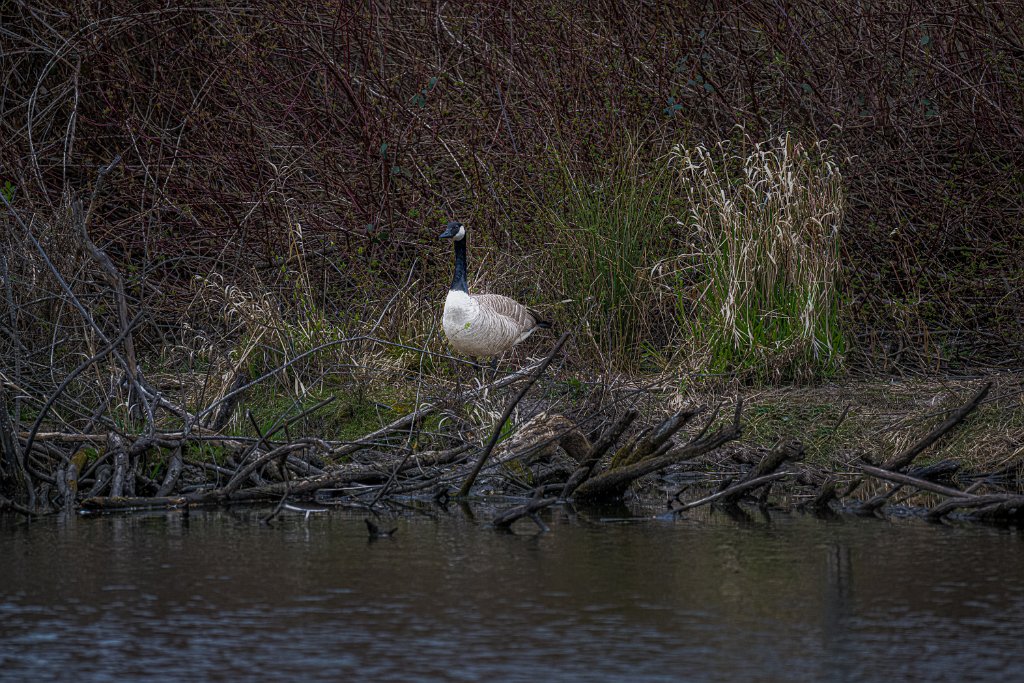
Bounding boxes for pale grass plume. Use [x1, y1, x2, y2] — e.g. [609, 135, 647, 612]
[670, 131, 845, 381]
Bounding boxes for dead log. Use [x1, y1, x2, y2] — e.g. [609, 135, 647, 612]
[883, 382, 991, 472]
[859, 460, 962, 513]
[720, 439, 803, 505]
[108, 435, 130, 498]
[155, 445, 184, 497]
[972, 497, 1024, 521]
[287, 455, 325, 477]
[125, 450, 139, 497]
[55, 464, 70, 508]
[927, 494, 1024, 521]
[573, 401, 742, 504]
[559, 411, 637, 499]
[611, 408, 699, 469]
[85, 464, 112, 498]
[492, 490, 559, 529]
[672, 472, 789, 513]
[60, 449, 89, 511]
[860, 464, 973, 500]
[808, 476, 838, 512]
[0, 494, 35, 517]
[217, 441, 320, 499]
[844, 382, 991, 499]
[207, 369, 250, 431]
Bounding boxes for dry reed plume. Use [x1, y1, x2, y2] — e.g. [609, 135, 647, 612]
[672, 132, 845, 381]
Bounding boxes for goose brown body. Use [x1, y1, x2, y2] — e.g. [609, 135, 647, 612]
[439, 222, 547, 358]
[443, 291, 543, 357]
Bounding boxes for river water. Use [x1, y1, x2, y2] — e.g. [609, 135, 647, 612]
[1, 504, 1022, 682]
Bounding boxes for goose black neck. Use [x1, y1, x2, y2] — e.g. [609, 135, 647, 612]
[450, 238, 468, 293]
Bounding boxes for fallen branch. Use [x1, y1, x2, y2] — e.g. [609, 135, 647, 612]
[612, 408, 699, 468]
[719, 439, 802, 505]
[560, 410, 638, 499]
[457, 332, 570, 497]
[155, 445, 184, 497]
[859, 464, 974, 499]
[844, 382, 992, 499]
[573, 400, 741, 504]
[492, 489, 558, 529]
[672, 472, 789, 513]
[882, 382, 991, 471]
[858, 460, 962, 513]
[219, 440, 319, 499]
[807, 476, 838, 512]
[0, 494, 36, 517]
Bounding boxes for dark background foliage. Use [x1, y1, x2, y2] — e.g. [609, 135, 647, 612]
[2, 0, 1022, 372]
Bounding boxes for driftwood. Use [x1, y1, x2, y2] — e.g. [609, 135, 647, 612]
[572, 400, 742, 504]
[457, 332, 570, 497]
[0, 494, 35, 517]
[859, 460, 962, 513]
[808, 476, 838, 512]
[108, 435, 130, 498]
[560, 410, 638, 499]
[672, 472, 789, 513]
[666, 438, 801, 514]
[881, 382, 991, 472]
[859, 464, 1024, 522]
[844, 381, 992, 502]
[1, 309, 1012, 536]
[719, 439, 803, 505]
[492, 488, 559, 530]
[860, 464, 972, 499]
[938, 493, 1024, 522]
[611, 409, 700, 469]
[78, 444, 475, 511]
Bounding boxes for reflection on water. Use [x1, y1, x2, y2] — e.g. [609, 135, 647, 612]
[2, 505, 1023, 682]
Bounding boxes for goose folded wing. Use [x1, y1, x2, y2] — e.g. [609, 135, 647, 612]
[472, 294, 538, 329]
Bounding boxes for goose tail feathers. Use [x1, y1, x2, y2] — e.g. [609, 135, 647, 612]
[528, 307, 552, 330]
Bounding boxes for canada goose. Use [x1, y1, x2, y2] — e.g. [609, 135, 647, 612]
[439, 221, 549, 359]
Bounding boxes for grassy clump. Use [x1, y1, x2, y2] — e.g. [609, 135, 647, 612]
[545, 145, 678, 370]
[671, 132, 846, 382]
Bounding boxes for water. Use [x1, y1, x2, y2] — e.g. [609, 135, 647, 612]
[1, 504, 1023, 682]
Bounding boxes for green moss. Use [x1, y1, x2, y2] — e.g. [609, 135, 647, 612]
[239, 383, 424, 444]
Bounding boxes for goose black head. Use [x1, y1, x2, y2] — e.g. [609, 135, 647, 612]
[439, 221, 466, 241]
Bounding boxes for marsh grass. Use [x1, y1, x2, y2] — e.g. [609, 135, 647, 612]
[671, 132, 846, 382]
[545, 145, 678, 370]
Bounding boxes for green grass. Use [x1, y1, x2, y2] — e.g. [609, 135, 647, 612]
[544, 144, 677, 369]
[240, 385, 403, 444]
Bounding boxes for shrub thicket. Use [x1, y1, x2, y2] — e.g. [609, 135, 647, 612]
[2, 1, 1022, 378]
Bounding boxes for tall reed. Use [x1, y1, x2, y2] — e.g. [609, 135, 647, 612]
[545, 146, 677, 369]
[671, 132, 845, 381]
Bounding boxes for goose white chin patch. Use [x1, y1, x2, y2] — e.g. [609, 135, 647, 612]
[454, 225, 466, 240]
